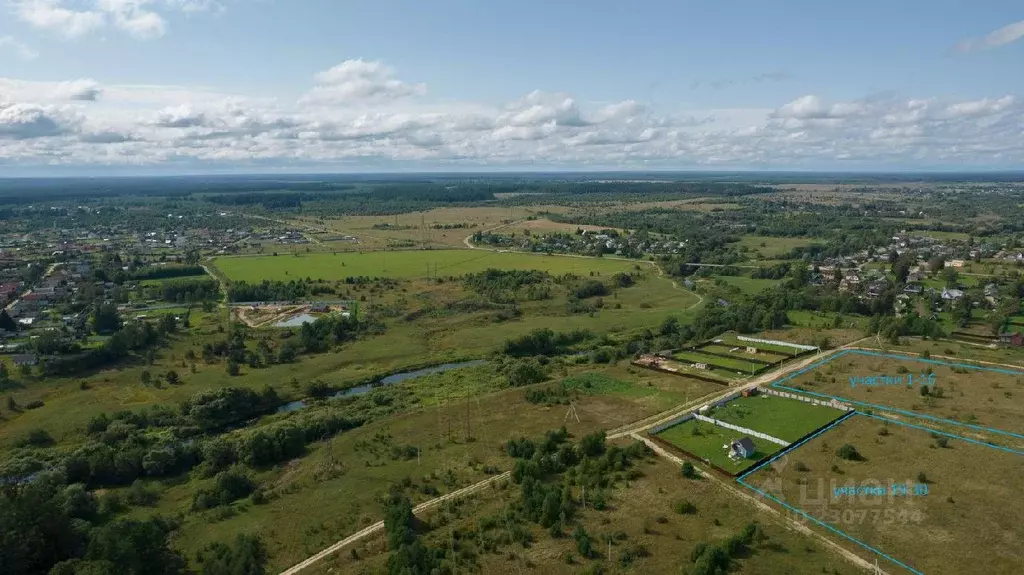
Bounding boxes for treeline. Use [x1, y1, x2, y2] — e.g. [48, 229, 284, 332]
[0, 472, 268, 575]
[503, 328, 592, 357]
[152, 277, 219, 302]
[226, 279, 313, 302]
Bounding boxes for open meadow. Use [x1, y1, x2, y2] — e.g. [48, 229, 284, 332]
[311, 451, 859, 575]
[212, 249, 640, 282]
[148, 365, 727, 571]
[742, 413, 1024, 575]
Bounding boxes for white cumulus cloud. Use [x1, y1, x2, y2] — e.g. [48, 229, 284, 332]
[302, 59, 427, 105]
[1, 61, 1023, 170]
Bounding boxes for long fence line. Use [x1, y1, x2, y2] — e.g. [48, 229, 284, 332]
[736, 335, 818, 352]
[692, 414, 790, 446]
[759, 387, 853, 411]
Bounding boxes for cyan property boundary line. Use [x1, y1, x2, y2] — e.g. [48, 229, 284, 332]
[768, 349, 1024, 442]
[737, 410, 1024, 575]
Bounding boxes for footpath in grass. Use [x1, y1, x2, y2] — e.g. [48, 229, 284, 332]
[708, 394, 846, 443]
[656, 418, 783, 472]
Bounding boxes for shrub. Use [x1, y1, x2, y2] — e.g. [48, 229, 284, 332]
[675, 500, 697, 514]
[935, 437, 948, 448]
[835, 444, 863, 461]
[19, 428, 54, 448]
[681, 461, 697, 478]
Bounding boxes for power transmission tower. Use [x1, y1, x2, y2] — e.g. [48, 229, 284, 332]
[565, 402, 580, 423]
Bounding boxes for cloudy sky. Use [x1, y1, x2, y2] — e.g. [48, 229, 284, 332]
[1, 0, 1023, 174]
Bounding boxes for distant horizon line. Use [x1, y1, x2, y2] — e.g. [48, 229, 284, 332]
[2, 167, 1024, 181]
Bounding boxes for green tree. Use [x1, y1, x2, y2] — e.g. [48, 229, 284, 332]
[194, 534, 268, 575]
[90, 303, 121, 335]
[165, 370, 179, 385]
[0, 309, 17, 332]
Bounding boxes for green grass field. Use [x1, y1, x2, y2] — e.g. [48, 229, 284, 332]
[714, 275, 781, 294]
[907, 230, 971, 241]
[736, 235, 820, 258]
[212, 249, 638, 282]
[709, 394, 846, 442]
[656, 418, 783, 472]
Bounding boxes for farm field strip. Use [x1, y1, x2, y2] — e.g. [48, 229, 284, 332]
[738, 411, 1024, 575]
[769, 349, 1024, 443]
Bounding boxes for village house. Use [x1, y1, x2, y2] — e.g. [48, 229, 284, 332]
[941, 288, 965, 301]
[999, 332, 1024, 347]
[729, 437, 756, 459]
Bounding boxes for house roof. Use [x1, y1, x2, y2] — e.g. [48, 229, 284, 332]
[12, 354, 38, 364]
[731, 437, 756, 452]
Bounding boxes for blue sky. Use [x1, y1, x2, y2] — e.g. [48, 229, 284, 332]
[1, 0, 1022, 173]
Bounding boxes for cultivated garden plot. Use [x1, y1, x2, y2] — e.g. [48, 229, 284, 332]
[740, 413, 1024, 575]
[776, 350, 1024, 444]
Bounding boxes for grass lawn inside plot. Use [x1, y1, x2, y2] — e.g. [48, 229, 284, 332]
[656, 418, 783, 472]
[709, 394, 846, 443]
[673, 349, 765, 374]
[741, 413, 1024, 575]
[775, 350, 1024, 446]
[212, 249, 635, 282]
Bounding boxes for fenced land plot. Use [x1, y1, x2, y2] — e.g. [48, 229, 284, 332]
[708, 394, 847, 443]
[773, 349, 1024, 446]
[699, 342, 791, 363]
[655, 418, 785, 473]
[740, 413, 1024, 575]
